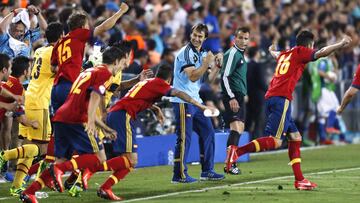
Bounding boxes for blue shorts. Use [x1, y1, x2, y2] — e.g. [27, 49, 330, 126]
[51, 79, 73, 114]
[107, 110, 137, 154]
[264, 96, 298, 139]
[53, 122, 103, 160]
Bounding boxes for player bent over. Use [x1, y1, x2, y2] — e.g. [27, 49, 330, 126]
[20, 46, 127, 203]
[96, 63, 218, 200]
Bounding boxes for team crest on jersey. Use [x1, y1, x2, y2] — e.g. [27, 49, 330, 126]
[193, 55, 198, 63]
[99, 85, 106, 95]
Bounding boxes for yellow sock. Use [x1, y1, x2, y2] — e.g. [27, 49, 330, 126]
[3, 144, 39, 160]
[12, 158, 33, 188]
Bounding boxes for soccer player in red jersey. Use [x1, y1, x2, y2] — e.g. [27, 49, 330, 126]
[40, 2, 129, 186]
[337, 64, 360, 114]
[226, 30, 351, 190]
[96, 64, 217, 200]
[20, 46, 127, 203]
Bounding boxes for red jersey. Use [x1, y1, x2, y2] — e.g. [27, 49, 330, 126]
[51, 28, 91, 85]
[110, 78, 172, 119]
[53, 65, 112, 124]
[265, 46, 316, 100]
[351, 64, 360, 89]
[0, 76, 24, 121]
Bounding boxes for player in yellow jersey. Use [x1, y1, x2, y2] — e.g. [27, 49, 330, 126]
[0, 23, 64, 196]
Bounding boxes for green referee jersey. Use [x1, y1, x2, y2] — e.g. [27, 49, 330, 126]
[220, 44, 247, 98]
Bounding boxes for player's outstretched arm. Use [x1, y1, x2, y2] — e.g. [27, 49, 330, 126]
[93, 2, 129, 37]
[314, 36, 352, 59]
[170, 88, 207, 111]
[116, 69, 153, 92]
[337, 87, 359, 114]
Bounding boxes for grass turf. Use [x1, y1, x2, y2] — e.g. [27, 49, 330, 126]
[1, 144, 359, 202]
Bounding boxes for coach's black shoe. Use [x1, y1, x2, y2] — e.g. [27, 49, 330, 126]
[224, 163, 241, 175]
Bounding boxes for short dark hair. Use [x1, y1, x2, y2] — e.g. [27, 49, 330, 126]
[112, 41, 133, 55]
[296, 30, 315, 47]
[102, 46, 126, 65]
[156, 63, 173, 80]
[67, 12, 88, 31]
[0, 54, 10, 71]
[46, 22, 63, 43]
[235, 26, 250, 35]
[191, 23, 209, 38]
[11, 56, 30, 77]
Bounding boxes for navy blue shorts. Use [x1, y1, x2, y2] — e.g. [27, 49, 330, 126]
[107, 110, 137, 154]
[54, 122, 103, 160]
[51, 79, 73, 114]
[264, 96, 298, 139]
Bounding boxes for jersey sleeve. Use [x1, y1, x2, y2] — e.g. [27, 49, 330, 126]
[222, 50, 240, 98]
[297, 46, 316, 63]
[178, 47, 196, 73]
[153, 79, 172, 96]
[90, 69, 112, 95]
[352, 65, 360, 89]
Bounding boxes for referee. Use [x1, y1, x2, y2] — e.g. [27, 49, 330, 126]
[221, 27, 250, 175]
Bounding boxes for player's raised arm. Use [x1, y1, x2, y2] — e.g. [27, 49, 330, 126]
[314, 36, 352, 59]
[93, 2, 129, 37]
[268, 44, 280, 59]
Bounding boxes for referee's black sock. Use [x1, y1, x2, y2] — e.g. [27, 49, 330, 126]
[227, 130, 241, 147]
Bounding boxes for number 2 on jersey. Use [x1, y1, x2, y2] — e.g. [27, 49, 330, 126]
[58, 39, 72, 65]
[275, 53, 292, 76]
[70, 72, 92, 94]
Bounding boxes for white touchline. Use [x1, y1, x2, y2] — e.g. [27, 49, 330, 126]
[118, 167, 360, 203]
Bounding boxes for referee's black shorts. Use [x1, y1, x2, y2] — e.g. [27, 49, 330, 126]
[222, 92, 246, 125]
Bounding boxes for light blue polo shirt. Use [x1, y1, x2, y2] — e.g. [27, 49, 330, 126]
[170, 43, 207, 104]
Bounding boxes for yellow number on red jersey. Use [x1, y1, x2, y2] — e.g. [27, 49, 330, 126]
[275, 53, 292, 76]
[70, 72, 92, 94]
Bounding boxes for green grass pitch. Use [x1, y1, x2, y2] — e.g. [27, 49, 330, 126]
[1, 144, 359, 202]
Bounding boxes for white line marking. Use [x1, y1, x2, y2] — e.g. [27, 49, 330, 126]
[119, 167, 360, 203]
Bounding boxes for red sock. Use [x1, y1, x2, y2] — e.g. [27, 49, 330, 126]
[24, 169, 52, 195]
[288, 141, 304, 181]
[56, 154, 100, 173]
[236, 136, 276, 156]
[28, 162, 40, 176]
[106, 156, 132, 171]
[101, 168, 130, 190]
[45, 136, 55, 162]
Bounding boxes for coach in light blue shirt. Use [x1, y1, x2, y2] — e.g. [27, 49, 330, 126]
[170, 23, 225, 183]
